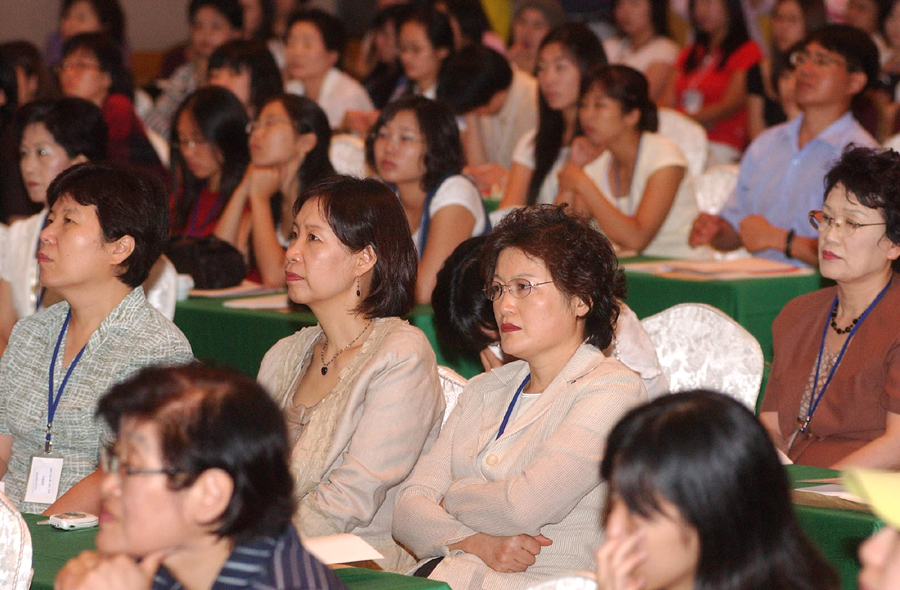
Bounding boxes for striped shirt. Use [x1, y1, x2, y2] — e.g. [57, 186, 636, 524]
[150, 524, 345, 590]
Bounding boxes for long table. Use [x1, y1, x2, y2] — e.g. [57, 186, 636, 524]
[24, 513, 449, 590]
[788, 464, 881, 590]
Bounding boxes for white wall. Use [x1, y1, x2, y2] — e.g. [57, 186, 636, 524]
[0, 0, 190, 52]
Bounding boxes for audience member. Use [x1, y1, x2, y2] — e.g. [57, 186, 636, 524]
[169, 87, 250, 237]
[395, 8, 455, 100]
[394, 205, 647, 589]
[557, 65, 697, 258]
[662, 0, 762, 165]
[361, 4, 411, 109]
[500, 23, 607, 209]
[431, 235, 667, 395]
[59, 33, 167, 181]
[208, 38, 283, 118]
[507, 0, 564, 75]
[143, 0, 243, 139]
[844, 468, 900, 590]
[54, 363, 345, 590]
[760, 147, 900, 469]
[215, 94, 335, 286]
[438, 45, 538, 194]
[366, 96, 488, 303]
[747, 0, 827, 141]
[0, 52, 30, 225]
[691, 25, 879, 266]
[258, 176, 444, 572]
[0, 98, 107, 354]
[844, 0, 891, 62]
[283, 8, 374, 129]
[434, 0, 506, 52]
[603, 0, 679, 102]
[0, 41, 55, 106]
[45, 0, 126, 67]
[596, 390, 838, 590]
[0, 162, 193, 515]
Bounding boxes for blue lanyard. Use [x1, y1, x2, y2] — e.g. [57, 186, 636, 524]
[46, 309, 88, 453]
[801, 281, 891, 434]
[496, 375, 530, 440]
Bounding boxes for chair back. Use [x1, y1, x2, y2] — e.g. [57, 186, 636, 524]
[143, 255, 179, 320]
[437, 365, 466, 426]
[884, 133, 900, 153]
[330, 133, 367, 178]
[524, 575, 598, 590]
[693, 163, 740, 215]
[658, 107, 709, 177]
[0, 490, 32, 590]
[640, 303, 763, 409]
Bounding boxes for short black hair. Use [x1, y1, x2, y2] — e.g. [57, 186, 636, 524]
[261, 94, 335, 192]
[824, 145, 900, 272]
[97, 363, 294, 544]
[804, 24, 879, 93]
[0, 52, 18, 128]
[480, 205, 626, 350]
[582, 64, 658, 132]
[61, 0, 126, 46]
[208, 39, 283, 116]
[46, 162, 169, 287]
[400, 7, 455, 54]
[16, 97, 108, 162]
[286, 8, 347, 64]
[294, 176, 418, 318]
[437, 45, 512, 114]
[366, 95, 464, 193]
[602, 391, 839, 590]
[612, 0, 670, 37]
[432, 236, 497, 360]
[188, 0, 243, 30]
[62, 32, 134, 100]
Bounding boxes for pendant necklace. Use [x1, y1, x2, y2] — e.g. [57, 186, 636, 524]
[320, 320, 373, 375]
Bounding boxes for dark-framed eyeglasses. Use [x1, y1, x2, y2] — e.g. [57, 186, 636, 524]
[99, 446, 179, 478]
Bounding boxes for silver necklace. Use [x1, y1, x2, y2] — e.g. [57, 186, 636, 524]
[319, 320, 373, 376]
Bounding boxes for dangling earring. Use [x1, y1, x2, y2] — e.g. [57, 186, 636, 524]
[356, 276, 361, 297]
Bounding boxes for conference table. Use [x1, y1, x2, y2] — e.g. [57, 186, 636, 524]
[25, 465, 876, 590]
[24, 512, 449, 590]
[173, 258, 827, 381]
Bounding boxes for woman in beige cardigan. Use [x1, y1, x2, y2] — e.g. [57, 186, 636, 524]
[393, 205, 648, 589]
[257, 176, 444, 572]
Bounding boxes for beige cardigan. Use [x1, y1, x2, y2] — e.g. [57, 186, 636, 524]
[258, 318, 444, 572]
[393, 343, 648, 590]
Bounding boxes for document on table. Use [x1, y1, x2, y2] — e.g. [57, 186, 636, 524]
[793, 483, 865, 504]
[223, 293, 290, 309]
[623, 258, 815, 280]
[303, 534, 384, 564]
[190, 281, 281, 298]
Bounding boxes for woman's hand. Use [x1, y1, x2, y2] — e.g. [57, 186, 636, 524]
[595, 531, 647, 590]
[54, 550, 166, 590]
[479, 347, 505, 372]
[451, 532, 553, 573]
[568, 136, 603, 168]
[465, 163, 509, 197]
[245, 165, 282, 205]
[557, 163, 590, 194]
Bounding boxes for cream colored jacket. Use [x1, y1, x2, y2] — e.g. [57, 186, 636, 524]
[393, 343, 648, 590]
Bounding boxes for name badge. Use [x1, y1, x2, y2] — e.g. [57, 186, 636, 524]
[681, 89, 704, 115]
[24, 454, 64, 505]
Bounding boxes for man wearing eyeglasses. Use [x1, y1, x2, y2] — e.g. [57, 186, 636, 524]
[689, 24, 879, 267]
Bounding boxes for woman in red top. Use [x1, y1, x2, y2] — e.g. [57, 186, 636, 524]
[169, 86, 249, 237]
[661, 0, 762, 165]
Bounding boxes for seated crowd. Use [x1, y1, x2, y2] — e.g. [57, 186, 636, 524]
[2, 1, 900, 590]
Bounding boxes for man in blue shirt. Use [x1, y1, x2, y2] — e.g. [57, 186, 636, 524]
[690, 24, 879, 266]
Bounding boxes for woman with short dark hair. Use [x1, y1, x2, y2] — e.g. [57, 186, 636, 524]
[257, 175, 444, 573]
[598, 390, 837, 590]
[54, 363, 344, 590]
[760, 146, 900, 469]
[208, 38, 283, 118]
[394, 205, 647, 590]
[0, 162, 193, 515]
[367, 95, 488, 303]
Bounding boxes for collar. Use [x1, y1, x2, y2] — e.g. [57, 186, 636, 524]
[487, 341, 607, 389]
[786, 111, 857, 150]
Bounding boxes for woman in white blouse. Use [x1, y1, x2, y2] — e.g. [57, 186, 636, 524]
[603, 0, 679, 101]
[366, 96, 487, 304]
[557, 65, 697, 258]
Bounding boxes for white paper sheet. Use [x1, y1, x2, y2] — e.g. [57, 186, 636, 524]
[794, 483, 865, 504]
[623, 258, 814, 279]
[190, 281, 281, 298]
[222, 293, 290, 309]
[303, 534, 384, 565]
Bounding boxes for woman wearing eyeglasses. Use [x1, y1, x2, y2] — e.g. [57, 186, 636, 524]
[760, 146, 900, 469]
[215, 94, 335, 287]
[393, 205, 647, 590]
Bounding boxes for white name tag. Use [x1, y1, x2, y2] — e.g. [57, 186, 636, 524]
[24, 455, 64, 505]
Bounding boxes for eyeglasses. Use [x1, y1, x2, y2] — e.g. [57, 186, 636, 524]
[789, 50, 847, 69]
[246, 117, 294, 134]
[373, 129, 425, 147]
[56, 60, 102, 74]
[809, 210, 886, 237]
[176, 137, 209, 150]
[483, 279, 554, 301]
[99, 446, 179, 478]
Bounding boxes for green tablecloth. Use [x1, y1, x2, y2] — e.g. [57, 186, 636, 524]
[787, 464, 881, 590]
[622, 260, 828, 362]
[174, 297, 483, 379]
[24, 513, 449, 590]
